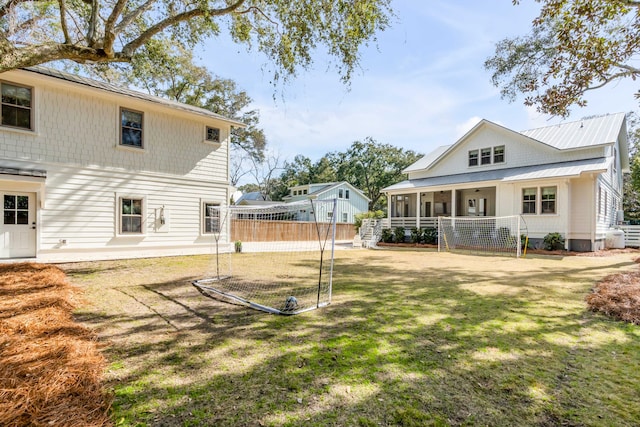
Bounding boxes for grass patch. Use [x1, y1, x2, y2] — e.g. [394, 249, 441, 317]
[63, 250, 640, 426]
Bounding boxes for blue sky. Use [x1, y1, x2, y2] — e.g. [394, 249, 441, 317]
[199, 1, 638, 162]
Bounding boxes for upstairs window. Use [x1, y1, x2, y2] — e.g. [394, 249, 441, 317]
[468, 150, 479, 167]
[481, 148, 491, 165]
[206, 126, 220, 144]
[339, 189, 344, 198]
[1, 82, 32, 130]
[120, 108, 143, 148]
[522, 188, 536, 214]
[345, 189, 350, 199]
[493, 146, 505, 163]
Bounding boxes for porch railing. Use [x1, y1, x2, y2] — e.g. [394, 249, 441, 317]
[381, 217, 438, 229]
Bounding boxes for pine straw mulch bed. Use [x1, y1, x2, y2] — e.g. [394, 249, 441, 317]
[0, 263, 112, 427]
[586, 256, 640, 325]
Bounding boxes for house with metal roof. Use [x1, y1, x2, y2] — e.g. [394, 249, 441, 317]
[283, 182, 370, 224]
[0, 67, 243, 261]
[382, 113, 629, 251]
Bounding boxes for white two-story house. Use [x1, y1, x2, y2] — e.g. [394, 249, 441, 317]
[383, 114, 629, 251]
[0, 67, 243, 261]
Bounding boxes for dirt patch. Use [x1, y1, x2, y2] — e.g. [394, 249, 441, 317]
[0, 263, 111, 427]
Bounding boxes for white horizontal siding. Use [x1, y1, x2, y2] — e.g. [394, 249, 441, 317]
[409, 125, 606, 180]
[37, 163, 227, 256]
[0, 70, 233, 260]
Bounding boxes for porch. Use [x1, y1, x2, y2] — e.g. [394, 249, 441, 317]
[383, 187, 497, 229]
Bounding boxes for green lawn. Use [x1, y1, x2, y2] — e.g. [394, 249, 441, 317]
[66, 249, 640, 426]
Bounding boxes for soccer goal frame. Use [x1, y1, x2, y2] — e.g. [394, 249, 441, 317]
[437, 215, 528, 258]
[192, 199, 337, 315]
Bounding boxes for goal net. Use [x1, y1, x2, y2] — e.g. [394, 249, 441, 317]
[192, 199, 337, 315]
[438, 216, 528, 257]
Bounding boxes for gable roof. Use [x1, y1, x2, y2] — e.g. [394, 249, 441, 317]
[519, 113, 625, 150]
[403, 119, 549, 173]
[19, 67, 246, 127]
[385, 157, 609, 192]
[286, 181, 371, 202]
[404, 113, 627, 174]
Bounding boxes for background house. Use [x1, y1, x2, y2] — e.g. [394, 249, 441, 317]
[0, 67, 243, 261]
[383, 113, 629, 251]
[283, 182, 370, 224]
[235, 191, 273, 206]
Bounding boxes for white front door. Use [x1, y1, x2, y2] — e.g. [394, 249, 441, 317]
[0, 192, 36, 258]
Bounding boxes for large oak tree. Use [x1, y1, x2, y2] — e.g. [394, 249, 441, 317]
[0, 0, 393, 84]
[485, 0, 640, 117]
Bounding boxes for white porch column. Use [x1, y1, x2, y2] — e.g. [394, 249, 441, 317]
[416, 191, 421, 228]
[451, 189, 457, 218]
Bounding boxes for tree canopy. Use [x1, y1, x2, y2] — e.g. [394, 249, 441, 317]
[0, 0, 393, 84]
[485, 0, 640, 117]
[275, 138, 421, 210]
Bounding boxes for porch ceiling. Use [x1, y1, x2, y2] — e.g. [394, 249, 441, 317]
[384, 157, 608, 191]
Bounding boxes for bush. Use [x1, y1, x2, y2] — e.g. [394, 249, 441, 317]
[521, 234, 532, 250]
[394, 227, 406, 243]
[354, 210, 385, 230]
[423, 227, 437, 244]
[381, 228, 394, 243]
[410, 227, 422, 243]
[543, 232, 565, 251]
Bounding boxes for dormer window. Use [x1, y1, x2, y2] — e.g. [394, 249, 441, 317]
[468, 150, 479, 167]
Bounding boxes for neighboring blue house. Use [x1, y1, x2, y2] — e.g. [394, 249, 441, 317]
[283, 182, 370, 223]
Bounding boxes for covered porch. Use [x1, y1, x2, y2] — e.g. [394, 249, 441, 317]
[384, 186, 497, 229]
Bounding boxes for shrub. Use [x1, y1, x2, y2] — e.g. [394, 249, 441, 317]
[410, 227, 422, 243]
[381, 228, 394, 243]
[423, 227, 438, 244]
[521, 234, 533, 250]
[394, 227, 406, 243]
[354, 210, 385, 230]
[543, 232, 565, 251]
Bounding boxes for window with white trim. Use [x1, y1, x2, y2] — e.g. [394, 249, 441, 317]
[120, 108, 144, 148]
[493, 146, 505, 163]
[120, 197, 143, 233]
[203, 202, 220, 233]
[339, 189, 344, 198]
[480, 148, 491, 165]
[345, 189, 350, 199]
[468, 150, 479, 167]
[522, 188, 536, 214]
[541, 186, 557, 214]
[1, 81, 32, 130]
[342, 212, 348, 222]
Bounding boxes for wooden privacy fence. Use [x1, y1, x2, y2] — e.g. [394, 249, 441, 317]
[231, 219, 355, 242]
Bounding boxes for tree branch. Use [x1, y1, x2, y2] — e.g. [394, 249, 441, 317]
[103, 0, 129, 55]
[58, 0, 71, 44]
[121, 0, 247, 56]
[86, 0, 100, 47]
[0, 0, 38, 18]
